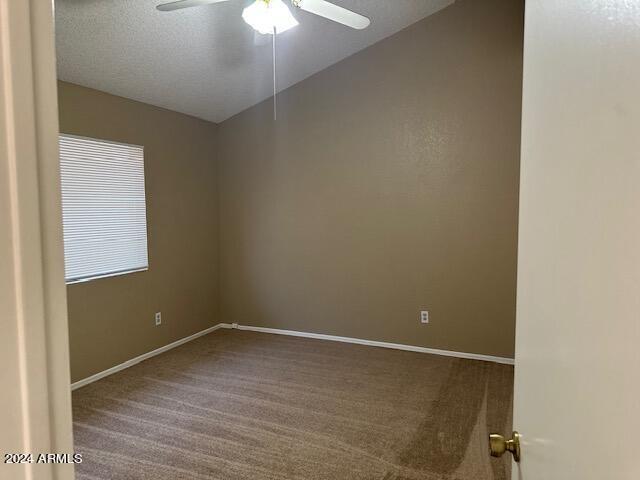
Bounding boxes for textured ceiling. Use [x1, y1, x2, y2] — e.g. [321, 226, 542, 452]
[55, 0, 454, 123]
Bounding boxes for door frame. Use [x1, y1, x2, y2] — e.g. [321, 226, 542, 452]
[0, 0, 75, 479]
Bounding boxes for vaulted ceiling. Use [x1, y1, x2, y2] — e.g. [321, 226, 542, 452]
[55, 0, 454, 123]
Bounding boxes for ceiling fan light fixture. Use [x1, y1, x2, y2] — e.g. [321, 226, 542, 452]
[242, 0, 299, 35]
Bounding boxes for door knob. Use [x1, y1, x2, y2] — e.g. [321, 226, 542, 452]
[489, 431, 521, 462]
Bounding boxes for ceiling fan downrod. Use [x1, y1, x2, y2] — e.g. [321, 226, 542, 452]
[272, 26, 277, 121]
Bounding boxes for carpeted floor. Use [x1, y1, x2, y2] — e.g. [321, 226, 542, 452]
[72, 329, 513, 480]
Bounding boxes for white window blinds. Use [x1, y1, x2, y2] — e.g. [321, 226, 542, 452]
[59, 134, 149, 283]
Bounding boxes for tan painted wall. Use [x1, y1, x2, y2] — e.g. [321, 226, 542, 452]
[58, 82, 219, 382]
[217, 0, 523, 358]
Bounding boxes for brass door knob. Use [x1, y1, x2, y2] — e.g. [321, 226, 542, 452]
[489, 431, 521, 462]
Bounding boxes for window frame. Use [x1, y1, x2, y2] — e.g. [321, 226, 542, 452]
[59, 133, 150, 284]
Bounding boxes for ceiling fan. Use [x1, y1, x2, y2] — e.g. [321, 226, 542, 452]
[156, 0, 371, 34]
[156, 0, 371, 120]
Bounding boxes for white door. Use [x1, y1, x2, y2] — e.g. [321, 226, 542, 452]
[0, 1, 74, 480]
[512, 1, 640, 478]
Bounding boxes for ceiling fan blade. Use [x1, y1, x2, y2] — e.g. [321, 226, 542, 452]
[156, 0, 231, 12]
[295, 0, 370, 30]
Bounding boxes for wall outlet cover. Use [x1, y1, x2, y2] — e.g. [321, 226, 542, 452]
[155, 312, 162, 326]
[420, 311, 429, 324]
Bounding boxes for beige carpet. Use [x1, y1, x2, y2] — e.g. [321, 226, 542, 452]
[72, 329, 513, 480]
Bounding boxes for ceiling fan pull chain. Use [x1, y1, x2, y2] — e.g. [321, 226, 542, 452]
[272, 26, 277, 120]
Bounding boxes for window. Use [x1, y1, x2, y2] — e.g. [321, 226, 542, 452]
[59, 134, 149, 283]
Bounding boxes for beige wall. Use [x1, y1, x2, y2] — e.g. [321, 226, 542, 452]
[59, 0, 523, 378]
[58, 82, 219, 382]
[217, 0, 523, 358]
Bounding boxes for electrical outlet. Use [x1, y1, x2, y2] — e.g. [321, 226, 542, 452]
[420, 310, 429, 324]
[155, 312, 162, 326]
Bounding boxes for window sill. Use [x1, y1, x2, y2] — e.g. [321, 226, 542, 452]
[65, 267, 148, 285]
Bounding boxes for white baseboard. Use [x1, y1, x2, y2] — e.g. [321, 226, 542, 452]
[70, 323, 232, 391]
[235, 324, 515, 365]
[71, 321, 513, 390]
